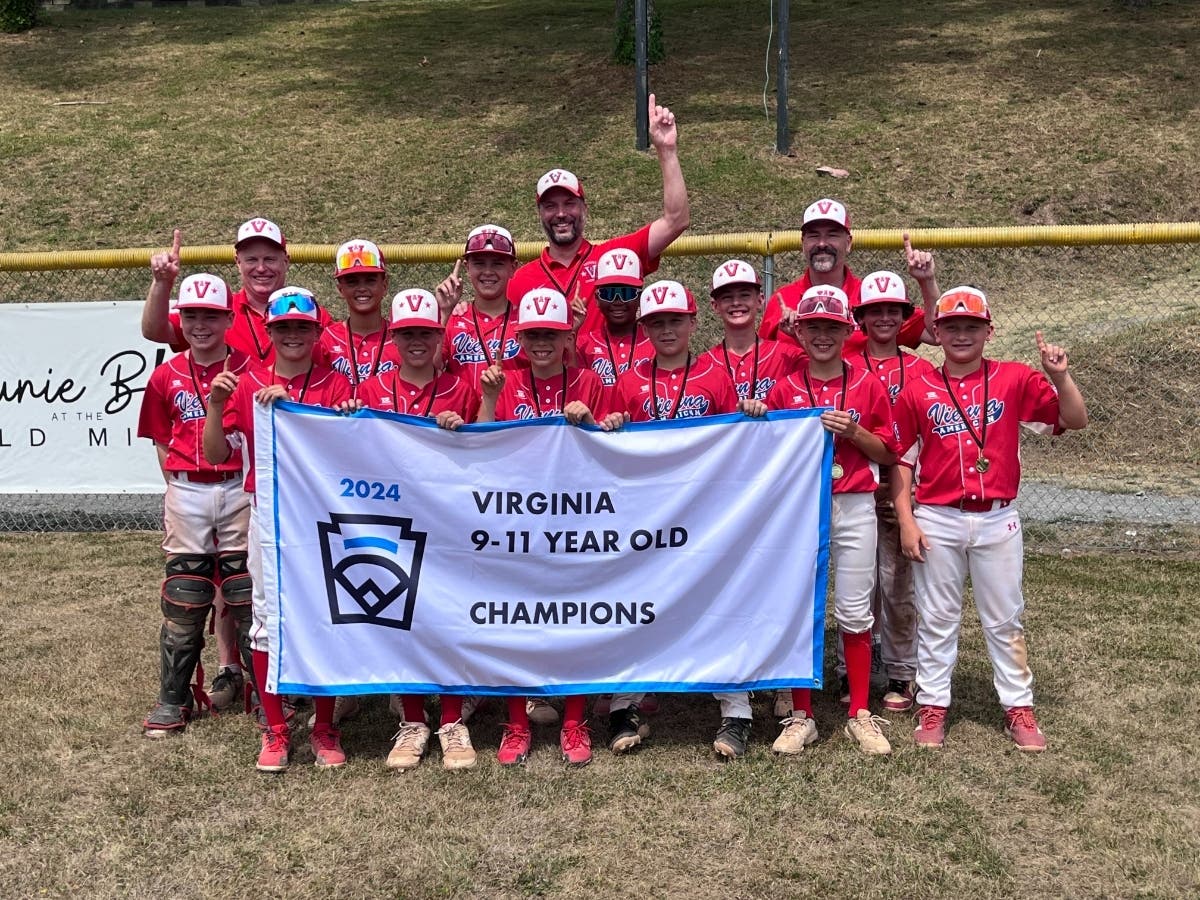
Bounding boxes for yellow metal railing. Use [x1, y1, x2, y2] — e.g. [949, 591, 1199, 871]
[3, 222, 1197, 272]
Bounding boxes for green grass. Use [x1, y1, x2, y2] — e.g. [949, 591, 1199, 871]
[2, 533, 1199, 897]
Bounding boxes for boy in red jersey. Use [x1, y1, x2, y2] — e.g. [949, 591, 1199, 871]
[320, 239, 399, 396]
[138, 274, 254, 735]
[203, 287, 353, 772]
[765, 285, 898, 755]
[603, 279, 766, 759]
[891, 287, 1087, 752]
[702, 259, 803, 403]
[357, 288, 481, 771]
[850, 271, 939, 715]
[476, 287, 608, 768]
[439, 225, 524, 394]
[574, 248, 656, 386]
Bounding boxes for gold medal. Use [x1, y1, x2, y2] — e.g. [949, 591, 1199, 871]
[831, 463, 845, 480]
[976, 455, 990, 474]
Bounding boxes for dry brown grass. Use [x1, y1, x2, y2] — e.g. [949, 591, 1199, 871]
[2, 532, 1199, 897]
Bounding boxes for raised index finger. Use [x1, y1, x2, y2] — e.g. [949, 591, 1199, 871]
[171, 228, 182, 259]
[1035, 330, 1047, 351]
[648, 91, 658, 118]
[902, 231, 913, 256]
[451, 257, 462, 280]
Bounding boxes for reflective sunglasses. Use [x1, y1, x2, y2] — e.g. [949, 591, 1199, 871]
[464, 230, 516, 257]
[797, 295, 851, 320]
[337, 246, 383, 272]
[267, 291, 319, 318]
[935, 289, 990, 320]
[595, 284, 641, 304]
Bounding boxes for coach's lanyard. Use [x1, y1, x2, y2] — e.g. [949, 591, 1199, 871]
[392, 373, 438, 417]
[529, 367, 569, 417]
[539, 240, 593, 304]
[186, 349, 230, 414]
[722, 337, 760, 400]
[243, 307, 270, 362]
[471, 304, 511, 367]
[604, 324, 641, 378]
[346, 319, 385, 387]
[803, 362, 849, 411]
[272, 363, 313, 404]
[650, 355, 693, 420]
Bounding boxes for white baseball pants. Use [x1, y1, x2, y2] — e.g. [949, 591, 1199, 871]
[911, 503, 1034, 709]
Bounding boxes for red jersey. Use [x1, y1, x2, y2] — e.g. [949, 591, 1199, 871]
[357, 370, 479, 422]
[507, 225, 659, 335]
[893, 360, 1061, 507]
[766, 363, 895, 494]
[759, 269, 862, 346]
[856, 349, 938, 406]
[575, 322, 656, 387]
[166, 289, 334, 364]
[221, 364, 351, 494]
[442, 303, 526, 394]
[493, 366, 608, 422]
[701, 337, 803, 402]
[614, 355, 738, 422]
[138, 349, 253, 475]
[761, 269, 927, 355]
[318, 320, 401, 397]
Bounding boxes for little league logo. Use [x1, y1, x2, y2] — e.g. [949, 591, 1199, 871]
[317, 513, 427, 630]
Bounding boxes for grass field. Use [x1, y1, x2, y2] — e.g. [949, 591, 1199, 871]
[3, 533, 1199, 897]
[2, 5, 1200, 894]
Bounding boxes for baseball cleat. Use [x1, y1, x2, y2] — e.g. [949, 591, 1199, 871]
[882, 679, 916, 713]
[387, 722, 431, 770]
[845, 709, 892, 755]
[437, 721, 477, 770]
[497, 724, 532, 766]
[713, 716, 752, 759]
[914, 705, 947, 749]
[1004, 706, 1047, 752]
[772, 712, 819, 754]
[560, 722, 593, 767]
[208, 667, 244, 712]
[526, 698, 559, 726]
[256, 724, 290, 772]
[310, 725, 347, 768]
[607, 707, 648, 754]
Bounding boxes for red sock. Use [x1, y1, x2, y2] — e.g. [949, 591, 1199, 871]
[251, 650, 287, 729]
[563, 695, 586, 729]
[440, 695, 464, 727]
[790, 688, 813, 717]
[843, 629, 873, 717]
[313, 696, 335, 727]
[507, 696, 529, 729]
[400, 695, 425, 724]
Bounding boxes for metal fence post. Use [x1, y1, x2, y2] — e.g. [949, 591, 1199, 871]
[635, 0, 649, 151]
[762, 251, 775, 299]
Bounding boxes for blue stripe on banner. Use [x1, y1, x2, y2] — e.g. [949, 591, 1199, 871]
[343, 536, 399, 553]
[269, 402, 284, 691]
[275, 678, 823, 697]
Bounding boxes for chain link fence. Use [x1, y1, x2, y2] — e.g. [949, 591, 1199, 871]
[2, 229, 1198, 551]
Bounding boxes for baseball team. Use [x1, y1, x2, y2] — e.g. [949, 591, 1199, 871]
[136, 95, 1088, 772]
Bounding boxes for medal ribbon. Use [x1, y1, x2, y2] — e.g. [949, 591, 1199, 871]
[649, 355, 693, 420]
[471, 304, 512, 367]
[722, 337, 761, 401]
[391, 372, 439, 417]
[529, 367, 569, 417]
[940, 361, 991, 463]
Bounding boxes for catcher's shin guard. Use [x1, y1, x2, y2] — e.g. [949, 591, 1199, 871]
[218, 551, 257, 699]
[145, 554, 217, 733]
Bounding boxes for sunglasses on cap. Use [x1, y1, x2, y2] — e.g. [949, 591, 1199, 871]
[935, 290, 990, 319]
[337, 245, 383, 272]
[595, 285, 640, 304]
[465, 231, 516, 257]
[267, 291, 319, 318]
[798, 295, 851, 319]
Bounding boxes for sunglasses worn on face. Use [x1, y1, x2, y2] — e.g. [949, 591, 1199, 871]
[595, 285, 640, 304]
[268, 292, 319, 318]
[465, 231, 516, 257]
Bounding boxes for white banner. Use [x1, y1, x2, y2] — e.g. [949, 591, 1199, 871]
[0, 302, 165, 493]
[257, 402, 832, 696]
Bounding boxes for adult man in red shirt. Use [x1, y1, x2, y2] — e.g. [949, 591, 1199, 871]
[507, 93, 689, 336]
[759, 200, 939, 356]
[141, 219, 332, 363]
